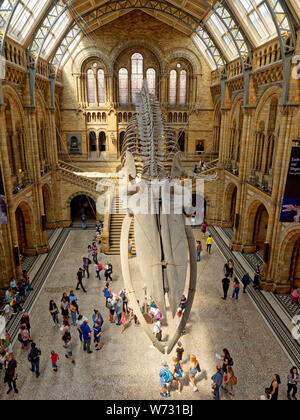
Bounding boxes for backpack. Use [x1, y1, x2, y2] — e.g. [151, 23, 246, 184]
[163, 368, 173, 384]
[29, 347, 40, 362]
[104, 288, 111, 298]
[62, 329, 71, 342]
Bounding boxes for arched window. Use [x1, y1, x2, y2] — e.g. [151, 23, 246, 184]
[97, 69, 105, 105]
[99, 132, 106, 152]
[131, 53, 143, 104]
[169, 70, 177, 105]
[119, 68, 128, 105]
[146, 68, 156, 95]
[179, 70, 187, 105]
[87, 69, 95, 104]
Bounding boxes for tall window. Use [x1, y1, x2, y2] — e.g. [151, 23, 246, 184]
[179, 70, 187, 105]
[169, 70, 177, 105]
[97, 69, 105, 105]
[87, 69, 95, 104]
[119, 68, 128, 105]
[131, 53, 143, 104]
[146, 68, 156, 95]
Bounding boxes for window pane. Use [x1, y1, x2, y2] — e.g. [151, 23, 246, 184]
[169, 70, 177, 105]
[119, 68, 128, 105]
[97, 69, 105, 105]
[87, 69, 95, 104]
[179, 70, 187, 105]
[146, 68, 156, 96]
[131, 53, 143, 104]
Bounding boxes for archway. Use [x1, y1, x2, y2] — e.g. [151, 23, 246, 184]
[89, 131, 97, 152]
[289, 238, 300, 289]
[99, 132, 107, 152]
[70, 195, 96, 224]
[42, 184, 54, 227]
[253, 203, 269, 250]
[178, 131, 185, 152]
[15, 202, 35, 255]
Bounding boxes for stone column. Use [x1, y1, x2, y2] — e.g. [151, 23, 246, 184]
[0, 105, 22, 279]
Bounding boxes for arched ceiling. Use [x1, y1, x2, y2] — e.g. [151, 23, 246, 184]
[0, 0, 298, 106]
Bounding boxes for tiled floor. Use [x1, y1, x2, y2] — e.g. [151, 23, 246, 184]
[0, 230, 293, 400]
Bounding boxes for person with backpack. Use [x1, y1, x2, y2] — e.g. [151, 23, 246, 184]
[28, 342, 41, 378]
[189, 354, 201, 392]
[224, 259, 234, 278]
[104, 263, 113, 282]
[103, 283, 111, 307]
[92, 310, 104, 328]
[159, 360, 173, 398]
[171, 357, 184, 394]
[22, 270, 33, 291]
[82, 255, 90, 279]
[61, 320, 71, 347]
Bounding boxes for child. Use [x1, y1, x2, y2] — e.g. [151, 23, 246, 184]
[121, 312, 126, 333]
[50, 350, 59, 372]
[176, 341, 184, 362]
[65, 337, 75, 364]
[93, 321, 102, 351]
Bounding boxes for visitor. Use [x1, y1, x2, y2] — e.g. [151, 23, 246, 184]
[68, 291, 78, 304]
[242, 273, 251, 294]
[224, 259, 234, 278]
[153, 319, 162, 342]
[108, 293, 117, 323]
[18, 281, 26, 303]
[80, 320, 93, 354]
[211, 365, 224, 400]
[269, 374, 281, 400]
[291, 287, 300, 305]
[12, 291, 23, 314]
[0, 349, 7, 372]
[256, 388, 271, 400]
[50, 350, 59, 372]
[222, 274, 230, 300]
[103, 282, 112, 307]
[9, 278, 17, 291]
[65, 336, 75, 364]
[287, 366, 299, 400]
[0, 331, 13, 354]
[49, 300, 60, 327]
[128, 301, 134, 323]
[159, 360, 172, 398]
[61, 297, 70, 322]
[206, 235, 213, 254]
[96, 261, 103, 280]
[82, 255, 90, 279]
[92, 242, 98, 264]
[232, 277, 240, 300]
[28, 342, 41, 378]
[92, 310, 104, 328]
[20, 312, 31, 334]
[222, 365, 237, 397]
[70, 300, 78, 326]
[176, 308, 185, 333]
[128, 239, 133, 258]
[1, 302, 10, 320]
[5, 288, 12, 305]
[4, 353, 18, 395]
[196, 240, 202, 262]
[121, 312, 126, 333]
[61, 292, 70, 303]
[201, 222, 207, 238]
[104, 262, 113, 282]
[189, 354, 201, 392]
[93, 321, 102, 350]
[221, 349, 234, 370]
[61, 320, 71, 347]
[171, 356, 184, 394]
[193, 164, 198, 174]
[76, 268, 87, 293]
[81, 214, 86, 230]
[22, 270, 33, 291]
[87, 245, 92, 261]
[253, 265, 261, 289]
[76, 314, 87, 342]
[120, 289, 128, 313]
[19, 325, 31, 350]
[180, 295, 187, 311]
[176, 341, 184, 362]
[114, 296, 123, 326]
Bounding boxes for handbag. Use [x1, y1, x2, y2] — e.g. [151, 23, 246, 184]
[196, 363, 201, 373]
[231, 375, 237, 386]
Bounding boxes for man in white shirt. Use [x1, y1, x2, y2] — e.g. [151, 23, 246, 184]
[153, 320, 162, 342]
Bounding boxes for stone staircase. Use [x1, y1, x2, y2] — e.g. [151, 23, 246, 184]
[109, 191, 136, 255]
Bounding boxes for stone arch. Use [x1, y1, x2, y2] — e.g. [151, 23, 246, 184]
[165, 48, 202, 74]
[72, 48, 112, 74]
[254, 86, 282, 126]
[42, 183, 55, 227]
[111, 40, 165, 72]
[66, 192, 97, 224]
[277, 227, 300, 290]
[14, 200, 36, 256]
[223, 183, 238, 226]
[244, 199, 269, 251]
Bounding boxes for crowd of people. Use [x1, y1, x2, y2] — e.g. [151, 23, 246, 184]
[0, 222, 299, 400]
